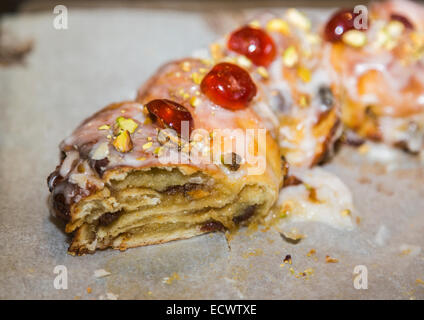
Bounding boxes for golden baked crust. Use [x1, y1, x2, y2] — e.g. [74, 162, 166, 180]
[48, 61, 283, 254]
[47, 9, 347, 254]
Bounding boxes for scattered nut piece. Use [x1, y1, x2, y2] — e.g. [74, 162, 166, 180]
[116, 116, 138, 134]
[342, 30, 367, 48]
[283, 254, 292, 265]
[142, 141, 153, 150]
[210, 43, 223, 60]
[105, 292, 118, 300]
[191, 72, 203, 85]
[386, 20, 405, 38]
[358, 143, 370, 154]
[306, 249, 316, 257]
[113, 130, 133, 153]
[98, 124, 110, 130]
[298, 94, 310, 107]
[153, 147, 162, 155]
[281, 228, 306, 243]
[248, 20, 261, 29]
[94, 269, 111, 278]
[180, 61, 191, 72]
[306, 33, 321, 45]
[297, 66, 311, 82]
[266, 18, 290, 35]
[283, 45, 298, 67]
[341, 209, 351, 217]
[236, 55, 252, 68]
[286, 8, 311, 31]
[325, 255, 339, 263]
[162, 272, 180, 285]
[256, 66, 269, 79]
[190, 96, 201, 108]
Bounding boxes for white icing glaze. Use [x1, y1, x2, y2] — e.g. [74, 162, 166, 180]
[276, 167, 355, 230]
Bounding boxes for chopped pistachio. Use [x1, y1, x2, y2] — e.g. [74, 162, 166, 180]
[282, 46, 298, 67]
[342, 30, 367, 48]
[306, 33, 321, 45]
[256, 66, 269, 79]
[341, 209, 351, 216]
[181, 143, 190, 153]
[286, 8, 311, 31]
[116, 116, 138, 134]
[113, 130, 133, 153]
[266, 18, 290, 35]
[210, 43, 223, 60]
[375, 29, 390, 48]
[297, 66, 311, 82]
[376, 21, 405, 50]
[190, 96, 201, 108]
[236, 55, 252, 68]
[142, 141, 153, 150]
[98, 124, 110, 130]
[180, 61, 191, 72]
[299, 94, 310, 107]
[201, 58, 213, 66]
[248, 20, 261, 29]
[191, 72, 203, 85]
[386, 20, 405, 38]
[325, 255, 339, 263]
[177, 88, 185, 97]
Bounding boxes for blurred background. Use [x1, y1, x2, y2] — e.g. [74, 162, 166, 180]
[1, 0, 396, 15]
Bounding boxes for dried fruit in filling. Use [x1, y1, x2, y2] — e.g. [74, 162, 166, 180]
[200, 62, 257, 110]
[227, 26, 276, 67]
[145, 99, 194, 136]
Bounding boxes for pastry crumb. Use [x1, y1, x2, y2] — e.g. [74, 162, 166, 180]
[94, 269, 111, 278]
[416, 279, 424, 286]
[162, 272, 180, 285]
[306, 249, 316, 257]
[325, 255, 339, 263]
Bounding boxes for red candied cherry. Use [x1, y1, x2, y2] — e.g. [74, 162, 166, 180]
[145, 99, 194, 136]
[227, 26, 276, 67]
[200, 62, 257, 110]
[390, 14, 414, 29]
[324, 8, 365, 42]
